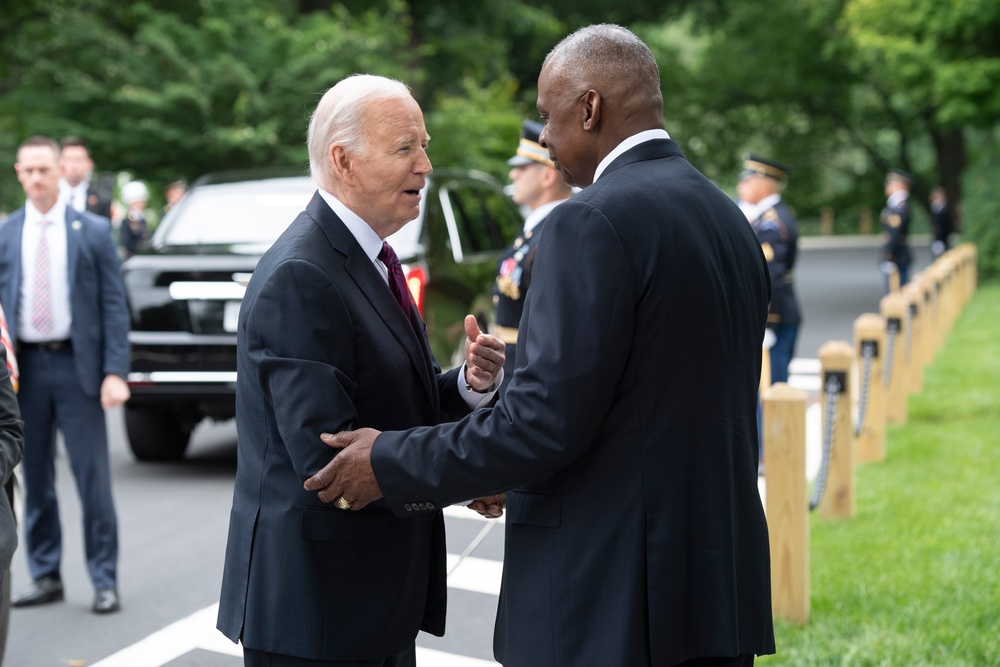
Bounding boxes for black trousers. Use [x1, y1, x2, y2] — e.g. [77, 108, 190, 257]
[676, 655, 755, 667]
[244, 645, 416, 667]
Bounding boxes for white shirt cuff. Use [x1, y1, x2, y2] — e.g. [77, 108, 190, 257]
[457, 363, 503, 409]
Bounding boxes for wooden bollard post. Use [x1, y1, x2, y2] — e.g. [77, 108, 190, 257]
[888, 265, 901, 294]
[763, 383, 809, 623]
[915, 273, 936, 369]
[930, 262, 949, 347]
[940, 256, 957, 335]
[760, 344, 771, 395]
[817, 341, 855, 520]
[968, 244, 979, 296]
[959, 245, 975, 306]
[853, 314, 886, 463]
[879, 293, 910, 424]
[902, 282, 924, 394]
[858, 206, 872, 235]
[820, 206, 834, 236]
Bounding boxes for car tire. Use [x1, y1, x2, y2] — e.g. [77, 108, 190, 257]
[124, 405, 192, 461]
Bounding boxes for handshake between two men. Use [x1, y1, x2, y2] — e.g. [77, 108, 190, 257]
[304, 314, 507, 520]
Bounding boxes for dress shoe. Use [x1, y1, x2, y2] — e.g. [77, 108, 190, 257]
[11, 576, 64, 607]
[93, 588, 121, 614]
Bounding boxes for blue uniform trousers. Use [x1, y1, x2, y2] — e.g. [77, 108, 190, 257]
[17, 346, 118, 589]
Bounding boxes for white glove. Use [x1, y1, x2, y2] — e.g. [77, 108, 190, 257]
[762, 328, 777, 350]
[879, 261, 897, 275]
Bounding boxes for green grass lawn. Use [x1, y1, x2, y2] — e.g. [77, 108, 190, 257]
[759, 283, 1000, 666]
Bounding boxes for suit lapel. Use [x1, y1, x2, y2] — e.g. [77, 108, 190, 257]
[65, 206, 83, 299]
[0, 211, 25, 336]
[306, 194, 436, 403]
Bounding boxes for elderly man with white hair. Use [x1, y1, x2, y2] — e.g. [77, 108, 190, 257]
[216, 74, 505, 667]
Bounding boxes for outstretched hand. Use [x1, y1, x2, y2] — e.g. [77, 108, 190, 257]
[468, 493, 505, 519]
[463, 315, 505, 392]
[304, 428, 382, 510]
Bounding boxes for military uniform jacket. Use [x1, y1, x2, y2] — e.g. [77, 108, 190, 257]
[751, 200, 801, 331]
[880, 196, 911, 267]
[494, 218, 547, 384]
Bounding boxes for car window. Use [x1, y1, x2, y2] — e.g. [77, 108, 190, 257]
[160, 178, 315, 247]
[441, 183, 523, 260]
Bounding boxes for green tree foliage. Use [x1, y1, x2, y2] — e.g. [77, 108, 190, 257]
[0, 0, 411, 210]
[961, 130, 1000, 282]
[0, 0, 996, 280]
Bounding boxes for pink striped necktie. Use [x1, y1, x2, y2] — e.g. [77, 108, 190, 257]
[31, 218, 55, 337]
[377, 241, 413, 317]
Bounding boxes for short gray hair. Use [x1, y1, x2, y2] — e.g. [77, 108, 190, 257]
[544, 24, 662, 111]
[307, 74, 412, 189]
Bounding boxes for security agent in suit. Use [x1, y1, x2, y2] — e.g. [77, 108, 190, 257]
[216, 75, 505, 667]
[307, 25, 775, 667]
[495, 119, 572, 392]
[0, 343, 24, 610]
[736, 154, 801, 384]
[929, 185, 952, 259]
[881, 168, 913, 291]
[58, 136, 114, 221]
[0, 136, 131, 614]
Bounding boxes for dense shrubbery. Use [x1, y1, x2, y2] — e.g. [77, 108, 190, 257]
[961, 144, 1000, 282]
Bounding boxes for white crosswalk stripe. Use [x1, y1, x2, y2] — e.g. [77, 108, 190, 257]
[91, 512, 505, 667]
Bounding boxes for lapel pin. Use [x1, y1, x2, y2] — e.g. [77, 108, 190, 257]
[72, 220, 83, 230]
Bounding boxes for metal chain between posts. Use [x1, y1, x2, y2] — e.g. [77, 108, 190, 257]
[854, 341, 875, 437]
[905, 307, 914, 365]
[882, 319, 899, 388]
[810, 373, 841, 511]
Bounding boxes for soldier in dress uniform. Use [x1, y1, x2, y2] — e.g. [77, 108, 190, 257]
[737, 154, 802, 386]
[880, 168, 913, 291]
[494, 119, 572, 392]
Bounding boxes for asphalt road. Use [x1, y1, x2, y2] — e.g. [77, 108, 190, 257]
[5, 237, 933, 666]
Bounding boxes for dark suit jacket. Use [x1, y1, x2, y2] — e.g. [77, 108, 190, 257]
[371, 140, 776, 666]
[86, 178, 114, 221]
[0, 348, 23, 576]
[217, 193, 472, 661]
[0, 206, 130, 394]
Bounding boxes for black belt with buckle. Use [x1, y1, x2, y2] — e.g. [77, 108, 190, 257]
[18, 340, 72, 352]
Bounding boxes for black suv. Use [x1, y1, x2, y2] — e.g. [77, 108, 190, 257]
[122, 168, 522, 461]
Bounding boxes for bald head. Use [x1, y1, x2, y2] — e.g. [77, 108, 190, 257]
[536, 25, 664, 187]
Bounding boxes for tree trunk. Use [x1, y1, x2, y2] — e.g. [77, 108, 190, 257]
[930, 126, 966, 232]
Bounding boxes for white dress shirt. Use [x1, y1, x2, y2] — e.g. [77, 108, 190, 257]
[19, 201, 73, 342]
[523, 198, 568, 236]
[60, 179, 90, 213]
[317, 189, 500, 407]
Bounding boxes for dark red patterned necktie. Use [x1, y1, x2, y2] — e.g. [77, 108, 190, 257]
[378, 241, 413, 317]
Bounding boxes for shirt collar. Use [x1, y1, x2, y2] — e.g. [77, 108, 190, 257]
[523, 198, 569, 234]
[593, 129, 671, 183]
[888, 190, 909, 208]
[755, 194, 782, 214]
[24, 199, 67, 228]
[317, 188, 384, 262]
